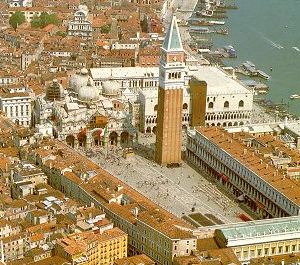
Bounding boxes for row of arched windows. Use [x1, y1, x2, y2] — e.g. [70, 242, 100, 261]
[208, 121, 245, 127]
[205, 112, 251, 121]
[146, 117, 157, 124]
[168, 72, 181, 79]
[208, 100, 244, 109]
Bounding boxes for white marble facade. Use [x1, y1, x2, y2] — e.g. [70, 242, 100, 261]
[91, 65, 253, 133]
[68, 5, 92, 40]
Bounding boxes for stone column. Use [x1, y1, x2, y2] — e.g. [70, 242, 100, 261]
[74, 138, 79, 149]
[117, 134, 121, 147]
[86, 134, 92, 149]
[102, 135, 109, 158]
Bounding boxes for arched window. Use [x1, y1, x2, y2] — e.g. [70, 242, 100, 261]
[208, 102, 213, 108]
[224, 101, 229, 108]
[154, 105, 158, 111]
[239, 100, 244, 107]
[183, 103, 188, 110]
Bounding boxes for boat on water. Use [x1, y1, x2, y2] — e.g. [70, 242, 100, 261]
[209, 20, 225, 25]
[257, 70, 270, 80]
[245, 61, 256, 68]
[189, 26, 213, 34]
[216, 28, 228, 35]
[290, 94, 300, 99]
[223, 45, 237, 58]
[196, 9, 214, 17]
[189, 20, 214, 26]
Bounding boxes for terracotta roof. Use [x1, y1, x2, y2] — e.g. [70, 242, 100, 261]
[195, 127, 300, 206]
[114, 254, 155, 265]
[29, 139, 195, 240]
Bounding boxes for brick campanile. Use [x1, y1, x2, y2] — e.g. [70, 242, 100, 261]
[155, 15, 185, 166]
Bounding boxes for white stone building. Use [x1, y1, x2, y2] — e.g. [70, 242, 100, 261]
[68, 5, 92, 40]
[0, 86, 32, 127]
[111, 41, 139, 50]
[190, 66, 253, 127]
[90, 65, 253, 133]
[0, 73, 20, 86]
[139, 88, 190, 133]
[34, 69, 136, 148]
[8, 0, 32, 7]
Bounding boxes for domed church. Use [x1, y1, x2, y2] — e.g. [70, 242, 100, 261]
[34, 68, 136, 150]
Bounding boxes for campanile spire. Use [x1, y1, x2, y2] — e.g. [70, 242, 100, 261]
[155, 16, 185, 166]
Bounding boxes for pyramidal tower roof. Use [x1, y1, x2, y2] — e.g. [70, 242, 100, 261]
[162, 15, 183, 51]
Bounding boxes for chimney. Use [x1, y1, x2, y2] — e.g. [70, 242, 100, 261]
[243, 149, 247, 155]
[266, 164, 268, 169]
[131, 207, 139, 218]
[260, 159, 263, 164]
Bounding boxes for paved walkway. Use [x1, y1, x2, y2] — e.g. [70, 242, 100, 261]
[86, 135, 249, 225]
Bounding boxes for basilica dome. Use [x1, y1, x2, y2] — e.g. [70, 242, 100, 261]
[69, 68, 90, 93]
[78, 78, 100, 103]
[102, 81, 121, 97]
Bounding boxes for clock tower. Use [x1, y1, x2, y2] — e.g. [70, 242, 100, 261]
[155, 15, 185, 166]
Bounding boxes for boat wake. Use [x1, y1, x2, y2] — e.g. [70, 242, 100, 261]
[254, 30, 285, 49]
[262, 36, 284, 49]
[292, 46, 300, 52]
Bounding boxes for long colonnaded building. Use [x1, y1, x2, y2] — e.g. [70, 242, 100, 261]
[186, 126, 300, 219]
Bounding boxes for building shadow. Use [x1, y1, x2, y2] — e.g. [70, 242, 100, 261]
[132, 142, 155, 162]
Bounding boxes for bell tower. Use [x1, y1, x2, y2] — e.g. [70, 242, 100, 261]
[155, 15, 185, 166]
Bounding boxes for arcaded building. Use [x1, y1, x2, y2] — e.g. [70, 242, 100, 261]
[90, 66, 253, 134]
[34, 68, 136, 148]
[186, 126, 300, 219]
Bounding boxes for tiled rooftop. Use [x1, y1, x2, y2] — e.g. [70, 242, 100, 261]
[29, 139, 194, 239]
[196, 127, 300, 205]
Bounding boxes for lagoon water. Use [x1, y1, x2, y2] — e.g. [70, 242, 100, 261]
[212, 0, 300, 116]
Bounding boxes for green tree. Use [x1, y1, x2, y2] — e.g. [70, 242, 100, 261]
[56, 31, 67, 37]
[9, 11, 25, 30]
[31, 15, 41, 28]
[100, 24, 111, 34]
[31, 12, 60, 28]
